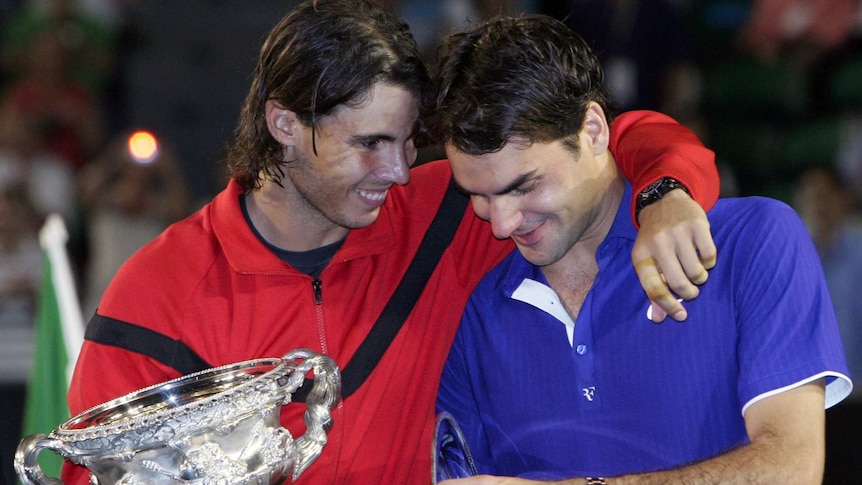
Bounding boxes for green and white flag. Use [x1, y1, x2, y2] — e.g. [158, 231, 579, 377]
[21, 214, 85, 478]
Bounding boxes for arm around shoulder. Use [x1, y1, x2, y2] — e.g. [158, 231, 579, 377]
[608, 110, 719, 221]
[609, 111, 719, 321]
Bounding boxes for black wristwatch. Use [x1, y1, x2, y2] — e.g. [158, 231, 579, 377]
[585, 478, 607, 485]
[634, 177, 690, 222]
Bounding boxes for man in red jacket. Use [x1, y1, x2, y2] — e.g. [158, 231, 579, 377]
[62, 1, 719, 484]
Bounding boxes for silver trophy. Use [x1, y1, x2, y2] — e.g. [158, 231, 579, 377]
[432, 412, 478, 484]
[15, 348, 341, 485]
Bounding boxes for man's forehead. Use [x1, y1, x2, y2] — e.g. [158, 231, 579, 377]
[318, 84, 419, 132]
[449, 144, 542, 194]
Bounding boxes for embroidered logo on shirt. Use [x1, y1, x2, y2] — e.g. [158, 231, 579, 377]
[582, 386, 596, 401]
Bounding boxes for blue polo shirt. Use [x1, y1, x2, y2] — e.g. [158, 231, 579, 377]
[437, 184, 852, 479]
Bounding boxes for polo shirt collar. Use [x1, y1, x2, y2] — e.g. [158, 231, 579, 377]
[500, 183, 636, 346]
[604, 182, 636, 244]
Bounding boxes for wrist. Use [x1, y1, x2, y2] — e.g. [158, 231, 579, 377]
[635, 177, 690, 223]
[585, 478, 607, 485]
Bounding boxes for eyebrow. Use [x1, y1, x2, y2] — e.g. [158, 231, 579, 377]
[455, 169, 538, 196]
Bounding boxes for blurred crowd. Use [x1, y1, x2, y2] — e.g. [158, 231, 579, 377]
[0, 0, 193, 482]
[0, 0, 861, 484]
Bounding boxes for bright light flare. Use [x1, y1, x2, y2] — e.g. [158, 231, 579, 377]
[128, 130, 159, 164]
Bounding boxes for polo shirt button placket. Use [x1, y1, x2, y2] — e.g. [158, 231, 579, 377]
[573, 341, 600, 407]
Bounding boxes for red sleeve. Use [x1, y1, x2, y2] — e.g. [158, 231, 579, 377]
[608, 110, 719, 227]
[61, 462, 90, 485]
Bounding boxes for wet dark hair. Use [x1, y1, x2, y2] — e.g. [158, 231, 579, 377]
[428, 14, 615, 157]
[226, 0, 430, 191]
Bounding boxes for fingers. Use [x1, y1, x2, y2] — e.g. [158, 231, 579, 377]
[634, 257, 688, 322]
[632, 223, 715, 301]
[651, 292, 687, 323]
[656, 245, 701, 301]
[633, 234, 701, 299]
[633, 191, 717, 322]
[693, 223, 717, 270]
[646, 299, 670, 323]
[673, 218, 716, 287]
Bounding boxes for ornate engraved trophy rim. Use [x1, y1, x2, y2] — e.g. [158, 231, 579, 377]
[15, 349, 341, 485]
[53, 356, 293, 444]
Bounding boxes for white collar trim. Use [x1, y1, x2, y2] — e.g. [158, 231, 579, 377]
[510, 278, 575, 347]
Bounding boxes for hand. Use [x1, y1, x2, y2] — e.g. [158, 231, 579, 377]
[632, 189, 716, 322]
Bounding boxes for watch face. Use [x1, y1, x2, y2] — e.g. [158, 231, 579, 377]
[644, 178, 665, 194]
[432, 412, 478, 484]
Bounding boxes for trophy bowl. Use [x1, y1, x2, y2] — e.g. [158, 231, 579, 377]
[15, 348, 341, 485]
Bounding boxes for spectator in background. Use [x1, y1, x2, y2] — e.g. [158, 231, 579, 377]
[559, 0, 701, 123]
[0, 0, 118, 94]
[0, 27, 105, 170]
[386, 0, 530, 60]
[736, 0, 862, 118]
[0, 184, 42, 485]
[738, 0, 861, 67]
[28, 0, 134, 32]
[794, 165, 862, 398]
[0, 185, 42, 380]
[79, 130, 190, 318]
[838, 117, 862, 203]
[793, 164, 862, 484]
[0, 96, 78, 225]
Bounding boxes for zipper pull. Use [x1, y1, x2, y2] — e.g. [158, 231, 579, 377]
[312, 279, 323, 305]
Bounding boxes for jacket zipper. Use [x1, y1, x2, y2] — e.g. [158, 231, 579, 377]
[311, 278, 329, 359]
[312, 278, 323, 305]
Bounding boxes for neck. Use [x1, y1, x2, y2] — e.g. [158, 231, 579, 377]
[544, 169, 625, 278]
[245, 179, 349, 252]
[540, 172, 625, 318]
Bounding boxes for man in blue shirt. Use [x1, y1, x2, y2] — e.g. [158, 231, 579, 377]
[430, 14, 852, 485]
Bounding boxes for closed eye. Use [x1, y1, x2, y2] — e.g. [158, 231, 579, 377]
[452, 171, 540, 197]
[511, 180, 538, 196]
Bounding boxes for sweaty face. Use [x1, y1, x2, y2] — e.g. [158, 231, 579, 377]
[447, 137, 617, 269]
[284, 83, 419, 232]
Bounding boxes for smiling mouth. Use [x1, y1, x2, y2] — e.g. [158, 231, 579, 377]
[356, 188, 388, 202]
[512, 233, 535, 246]
[511, 221, 544, 246]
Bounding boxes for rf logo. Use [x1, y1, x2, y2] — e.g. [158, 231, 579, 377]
[582, 386, 596, 401]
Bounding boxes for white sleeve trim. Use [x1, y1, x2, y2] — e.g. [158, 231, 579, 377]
[741, 371, 854, 416]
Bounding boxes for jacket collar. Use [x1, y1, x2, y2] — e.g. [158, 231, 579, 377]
[212, 179, 398, 274]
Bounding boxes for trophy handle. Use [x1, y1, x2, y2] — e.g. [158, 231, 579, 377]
[280, 349, 342, 482]
[14, 433, 71, 485]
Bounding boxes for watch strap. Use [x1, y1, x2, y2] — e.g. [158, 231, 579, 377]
[635, 177, 690, 222]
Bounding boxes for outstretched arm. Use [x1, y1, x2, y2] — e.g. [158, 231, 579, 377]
[440, 381, 826, 485]
[609, 110, 719, 322]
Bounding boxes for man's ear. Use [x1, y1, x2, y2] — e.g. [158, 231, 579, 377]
[265, 99, 299, 147]
[582, 101, 609, 155]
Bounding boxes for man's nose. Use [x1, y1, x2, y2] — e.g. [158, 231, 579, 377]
[375, 147, 411, 185]
[488, 198, 523, 240]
